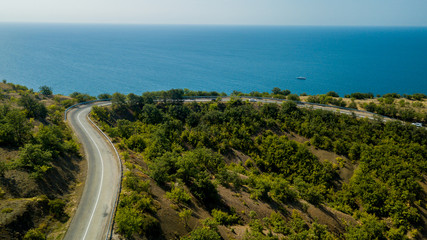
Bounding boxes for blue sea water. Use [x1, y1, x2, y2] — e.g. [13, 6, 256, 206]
[0, 23, 426, 96]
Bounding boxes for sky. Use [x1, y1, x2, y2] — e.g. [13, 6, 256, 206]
[1, 0, 427, 26]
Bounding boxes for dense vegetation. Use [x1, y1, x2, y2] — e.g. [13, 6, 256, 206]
[0, 81, 82, 239]
[90, 89, 427, 239]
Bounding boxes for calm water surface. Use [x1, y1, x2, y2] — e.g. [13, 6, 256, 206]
[0, 23, 426, 96]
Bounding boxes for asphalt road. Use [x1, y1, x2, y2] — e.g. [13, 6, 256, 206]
[64, 103, 120, 240]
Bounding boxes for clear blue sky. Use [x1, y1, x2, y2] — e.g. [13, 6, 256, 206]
[1, 0, 427, 26]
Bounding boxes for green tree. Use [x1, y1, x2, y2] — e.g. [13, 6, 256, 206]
[287, 94, 300, 101]
[39, 85, 52, 96]
[0, 109, 31, 146]
[18, 94, 47, 119]
[23, 228, 46, 240]
[115, 207, 144, 238]
[166, 186, 191, 204]
[97, 93, 112, 99]
[179, 208, 192, 227]
[140, 104, 163, 124]
[326, 91, 339, 97]
[181, 227, 221, 240]
[49, 199, 66, 219]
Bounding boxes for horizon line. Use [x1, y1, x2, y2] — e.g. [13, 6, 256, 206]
[1, 21, 427, 28]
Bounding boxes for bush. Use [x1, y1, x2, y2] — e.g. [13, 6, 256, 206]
[123, 171, 150, 192]
[269, 178, 297, 203]
[16, 144, 52, 177]
[181, 227, 221, 240]
[39, 86, 52, 96]
[326, 91, 339, 97]
[23, 228, 45, 240]
[189, 171, 218, 204]
[166, 186, 191, 204]
[116, 207, 144, 238]
[211, 209, 240, 226]
[179, 208, 192, 227]
[48, 199, 66, 219]
[287, 94, 300, 101]
[125, 134, 146, 152]
[18, 94, 47, 119]
[149, 152, 178, 184]
[119, 191, 155, 213]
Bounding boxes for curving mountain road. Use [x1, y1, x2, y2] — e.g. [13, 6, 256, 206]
[64, 103, 120, 240]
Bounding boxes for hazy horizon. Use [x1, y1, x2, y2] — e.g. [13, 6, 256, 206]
[1, 0, 427, 27]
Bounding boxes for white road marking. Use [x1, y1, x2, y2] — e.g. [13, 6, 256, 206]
[77, 110, 105, 240]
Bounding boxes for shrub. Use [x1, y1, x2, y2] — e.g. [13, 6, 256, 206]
[189, 171, 218, 204]
[39, 86, 52, 96]
[211, 209, 240, 226]
[119, 191, 155, 213]
[116, 207, 144, 238]
[269, 178, 297, 203]
[1, 207, 13, 213]
[287, 94, 300, 101]
[181, 227, 221, 240]
[48, 199, 66, 219]
[326, 91, 339, 97]
[179, 208, 192, 227]
[125, 134, 146, 152]
[23, 228, 45, 240]
[123, 171, 150, 192]
[166, 186, 191, 204]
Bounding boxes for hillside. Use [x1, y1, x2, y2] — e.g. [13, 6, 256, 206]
[90, 90, 427, 240]
[0, 81, 84, 239]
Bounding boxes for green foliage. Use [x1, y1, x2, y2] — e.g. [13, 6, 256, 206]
[48, 199, 66, 219]
[69, 92, 95, 103]
[123, 171, 150, 192]
[39, 85, 52, 96]
[149, 152, 178, 184]
[140, 104, 163, 124]
[97, 93, 112, 99]
[181, 227, 221, 240]
[269, 178, 297, 204]
[264, 212, 290, 235]
[119, 191, 155, 213]
[1, 107, 32, 146]
[216, 168, 242, 190]
[326, 91, 339, 97]
[211, 209, 240, 226]
[287, 94, 300, 101]
[23, 228, 46, 240]
[405, 93, 426, 101]
[92, 88, 427, 238]
[345, 212, 387, 240]
[1, 207, 13, 213]
[18, 94, 47, 119]
[271, 87, 291, 96]
[348, 92, 374, 99]
[16, 143, 52, 178]
[189, 171, 218, 204]
[166, 186, 191, 204]
[116, 207, 159, 238]
[125, 134, 146, 152]
[261, 103, 280, 119]
[35, 124, 65, 154]
[179, 208, 192, 227]
[307, 94, 346, 107]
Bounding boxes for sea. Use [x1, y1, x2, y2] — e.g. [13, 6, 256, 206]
[0, 23, 426, 96]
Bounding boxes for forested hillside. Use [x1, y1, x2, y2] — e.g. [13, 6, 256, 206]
[0, 81, 83, 239]
[91, 89, 427, 240]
